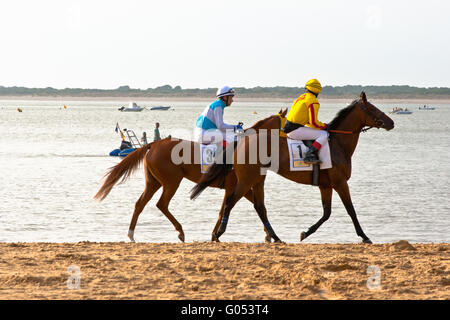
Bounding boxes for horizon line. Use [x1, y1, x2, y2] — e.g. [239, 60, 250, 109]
[1, 84, 449, 90]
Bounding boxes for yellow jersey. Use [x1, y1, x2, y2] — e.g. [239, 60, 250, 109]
[286, 92, 327, 129]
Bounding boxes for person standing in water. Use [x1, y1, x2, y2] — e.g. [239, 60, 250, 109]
[141, 132, 148, 145]
[153, 122, 161, 141]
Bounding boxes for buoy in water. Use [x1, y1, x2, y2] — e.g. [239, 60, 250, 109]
[253, 111, 257, 114]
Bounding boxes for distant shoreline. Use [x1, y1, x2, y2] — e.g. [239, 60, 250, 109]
[1, 95, 449, 104]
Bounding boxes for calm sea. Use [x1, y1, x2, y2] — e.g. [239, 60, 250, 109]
[1, 99, 449, 243]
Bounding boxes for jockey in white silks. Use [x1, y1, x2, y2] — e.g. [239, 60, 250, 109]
[194, 86, 243, 147]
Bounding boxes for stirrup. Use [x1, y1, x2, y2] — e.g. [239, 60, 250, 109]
[303, 157, 322, 164]
[303, 152, 322, 164]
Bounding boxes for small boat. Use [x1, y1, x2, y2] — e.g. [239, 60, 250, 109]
[419, 105, 435, 110]
[150, 106, 171, 111]
[395, 110, 413, 114]
[118, 102, 145, 112]
[110, 129, 142, 158]
[389, 108, 412, 115]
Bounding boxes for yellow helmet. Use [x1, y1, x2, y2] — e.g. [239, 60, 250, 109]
[305, 79, 322, 94]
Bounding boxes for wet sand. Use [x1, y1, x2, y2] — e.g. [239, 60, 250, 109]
[0, 241, 448, 300]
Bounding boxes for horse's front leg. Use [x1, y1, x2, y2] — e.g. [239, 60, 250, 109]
[300, 186, 332, 241]
[214, 182, 250, 240]
[334, 181, 372, 244]
[212, 188, 256, 242]
[211, 196, 226, 242]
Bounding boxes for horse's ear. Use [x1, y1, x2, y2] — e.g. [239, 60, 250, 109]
[278, 108, 282, 115]
[360, 91, 367, 105]
[282, 108, 288, 117]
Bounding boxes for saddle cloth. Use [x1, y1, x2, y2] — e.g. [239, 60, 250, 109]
[200, 143, 217, 173]
[287, 138, 332, 171]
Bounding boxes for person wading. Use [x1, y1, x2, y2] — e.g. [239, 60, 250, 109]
[153, 123, 161, 142]
[282, 79, 328, 164]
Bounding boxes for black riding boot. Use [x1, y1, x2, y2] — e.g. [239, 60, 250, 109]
[303, 146, 321, 164]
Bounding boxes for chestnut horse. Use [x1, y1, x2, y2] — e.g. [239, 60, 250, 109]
[94, 109, 287, 242]
[191, 92, 395, 244]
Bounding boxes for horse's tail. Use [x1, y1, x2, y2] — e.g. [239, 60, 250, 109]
[190, 162, 232, 200]
[94, 143, 153, 201]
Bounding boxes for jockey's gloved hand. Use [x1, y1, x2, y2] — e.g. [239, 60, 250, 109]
[235, 122, 244, 132]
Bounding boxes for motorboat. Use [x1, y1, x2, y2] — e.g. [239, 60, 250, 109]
[419, 105, 435, 110]
[118, 102, 145, 112]
[389, 108, 413, 115]
[150, 106, 171, 110]
[395, 110, 413, 114]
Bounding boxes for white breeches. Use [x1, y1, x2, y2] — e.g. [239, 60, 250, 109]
[286, 126, 329, 148]
[194, 128, 235, 145]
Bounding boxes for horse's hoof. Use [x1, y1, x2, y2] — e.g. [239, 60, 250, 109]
[265, 235, 272, 243]
[300, 232, 307, 241]
[274, 239, 284, 244]
[128, 230, 135, 243]
[363, 238, 373, 244]
[178, 233, 185, 243]
[211, 235, 220, 242]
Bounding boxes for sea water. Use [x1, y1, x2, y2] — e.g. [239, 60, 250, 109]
[0, 99, 449, 243]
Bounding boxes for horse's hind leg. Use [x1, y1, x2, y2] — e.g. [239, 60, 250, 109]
[156, 178, 185, 242]
[128, 172, 161, 242]
[252, 180, 282, 243]
[243, 189, 272, 243]
[334, 181, 372, 244]
[300, 186, 332, 242]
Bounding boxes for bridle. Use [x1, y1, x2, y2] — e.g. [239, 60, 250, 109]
[330, 99, 386, 134]
[359, 100, 386, 132]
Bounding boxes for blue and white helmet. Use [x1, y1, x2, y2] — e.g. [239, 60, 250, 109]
[216, 86, 235, 98]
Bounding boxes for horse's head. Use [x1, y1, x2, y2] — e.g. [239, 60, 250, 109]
[248, 108, 288, 131]
[357, 92, 394, 131]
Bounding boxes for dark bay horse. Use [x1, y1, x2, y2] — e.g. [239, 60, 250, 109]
[94, 109, 288, 242]
[191, 92, 395, 243]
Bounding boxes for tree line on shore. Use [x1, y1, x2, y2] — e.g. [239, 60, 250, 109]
[1, 84, 449, 99]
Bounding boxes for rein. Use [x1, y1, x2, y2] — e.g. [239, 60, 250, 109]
[329, 127, 373, 134]
[277, 104, 380, 136]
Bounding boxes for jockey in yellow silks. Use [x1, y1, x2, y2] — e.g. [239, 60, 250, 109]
[282, 79, 328, 164]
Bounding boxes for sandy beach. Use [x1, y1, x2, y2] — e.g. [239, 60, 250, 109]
[0, 241, 448, 300]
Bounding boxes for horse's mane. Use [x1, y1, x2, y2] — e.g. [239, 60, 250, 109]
[327, 99, 359, 130]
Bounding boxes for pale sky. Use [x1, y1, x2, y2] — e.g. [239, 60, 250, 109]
[0, 0, 449, 89]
